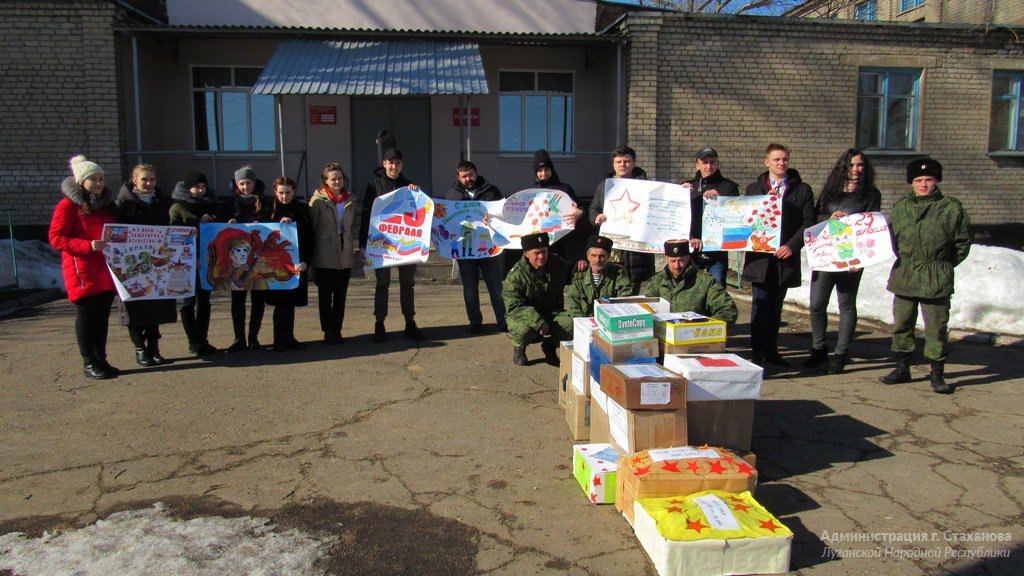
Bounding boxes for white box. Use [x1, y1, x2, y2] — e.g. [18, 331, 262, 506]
[573, 317, 600, 362]
[662, 353, 762, 401]
[571, 350, 590, 396]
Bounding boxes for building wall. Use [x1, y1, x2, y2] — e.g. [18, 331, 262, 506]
[795, 0, 1024, 25]
[0, 0, 123, 234]
[624, 13, 1024, 225]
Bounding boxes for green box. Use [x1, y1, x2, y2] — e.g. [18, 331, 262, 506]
[573, 443, 620, 504]
[594, 302, 654, 343]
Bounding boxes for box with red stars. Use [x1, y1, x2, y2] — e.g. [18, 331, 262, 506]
[632, 490, 792, 576]
[572, 443, 620, 504]
[615, 446, 757, 525]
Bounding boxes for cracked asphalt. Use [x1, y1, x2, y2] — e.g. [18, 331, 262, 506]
[1, 277, 1021, 575]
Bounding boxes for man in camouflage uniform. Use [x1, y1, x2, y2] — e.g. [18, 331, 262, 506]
[880, 159, 970, 394]
[502, 232, 573, 366]
[566, 235, 633, 318]
[644, 240, 738, 323]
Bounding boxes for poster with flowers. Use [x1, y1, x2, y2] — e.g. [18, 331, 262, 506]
[803, 211, 894, 272]
[485, 189, 576, 249]
[102, 224, 196, 301]
[701, 194, 781, 252]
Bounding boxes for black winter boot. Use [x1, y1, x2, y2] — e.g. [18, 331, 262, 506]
[147, 334, 166, 365]
[879, 353, 911, 385]
[542, 338, 560, 366]
[135, 347, 156, 366]
[827, 353, 848, 375]
[512, 347, 528, 366]
[83, 359, 112, 380]
[929, 361, 953, 394]
[92, 345, 119, 376]
[803, 347, 828, 368]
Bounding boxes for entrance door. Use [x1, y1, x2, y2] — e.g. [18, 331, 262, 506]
[351, 98, 432, 202]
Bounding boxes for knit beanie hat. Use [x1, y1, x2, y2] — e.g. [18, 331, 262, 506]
[234, 167, 257, 183]
[70, 154, 104, 185]
[184, 171, 208, 189]
[533, 149, 553, 172]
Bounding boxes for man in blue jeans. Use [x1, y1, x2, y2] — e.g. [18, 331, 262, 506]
[741, 143, 816, 369]
[439, 161, 507, 334]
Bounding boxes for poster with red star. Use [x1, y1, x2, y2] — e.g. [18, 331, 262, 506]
[485, 189, 576, 249]
[598, 179, 691, 253]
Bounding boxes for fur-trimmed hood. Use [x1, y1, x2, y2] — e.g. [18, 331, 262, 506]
[61, 176, 115, 209]
[172, 180, 218, 205]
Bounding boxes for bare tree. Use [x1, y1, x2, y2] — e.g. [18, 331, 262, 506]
[639, 0, 858, 17]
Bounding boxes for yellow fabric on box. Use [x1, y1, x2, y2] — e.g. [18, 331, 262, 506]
[637, 490, 791, 542]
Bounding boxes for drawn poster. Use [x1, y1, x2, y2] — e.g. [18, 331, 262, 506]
[102, 224, 196, 301]
[804, 211, 894, 272]
[597, 179, 691, 253]
[701, 194, 781, 253]
[485, 189, 576, 249]
[198, 223, 300, 291]
[431, 199, 502, 260]
[364, 186, 433, 269]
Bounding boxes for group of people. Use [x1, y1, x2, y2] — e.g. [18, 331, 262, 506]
[51, 142, 970, 394]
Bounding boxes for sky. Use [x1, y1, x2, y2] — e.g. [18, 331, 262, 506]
[4, 238, 1022, 336]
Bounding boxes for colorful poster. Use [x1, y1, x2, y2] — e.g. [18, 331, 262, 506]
[102, 224, 196, 301]
[486, 189, 576, 249]
[431, 199, 502, 260]
[198, 223, 300, 291]
[804, 211, 894, 271]
[597, 179, 691, 253]
[701, 194, 781, 253]
[364, 186, 433, 269]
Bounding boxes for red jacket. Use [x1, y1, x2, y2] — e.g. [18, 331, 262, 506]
[49, 177, 117, 301]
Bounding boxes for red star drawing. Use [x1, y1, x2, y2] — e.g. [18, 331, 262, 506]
[608, 189, 641, 218]
[759, 519, 783, 533]
[707, 461, 727, 475]
[591, 492, 597, 503]
[593, 476, 602, 486]
[631, 455, 646, 465]
[635, 465, 652, 476]
[661, 461, 681, 473]
[666, 506, 684, 514]
[736, 463, 755, 476]
[687, 519, 710, 533]
[727, 495, 746, 504]
[732, 503, 751, 513]
[686, 461, 701, 473]
[670, 499, 686, 504]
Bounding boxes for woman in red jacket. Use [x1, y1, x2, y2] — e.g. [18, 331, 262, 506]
[49, 155, 119, 379]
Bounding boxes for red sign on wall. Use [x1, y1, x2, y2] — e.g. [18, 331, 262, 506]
[453, 107, 480, 127]
[309, 106, 337, 125]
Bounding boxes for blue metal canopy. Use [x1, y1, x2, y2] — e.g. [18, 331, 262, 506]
[252, 39, 489, 95]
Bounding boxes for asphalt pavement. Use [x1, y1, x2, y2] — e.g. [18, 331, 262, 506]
[0, 275, 1020, 575]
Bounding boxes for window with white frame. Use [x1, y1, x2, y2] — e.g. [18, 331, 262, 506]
[498, 71, 573, 154]
[855, 0, 877, 20]
[990, 71, 1023, 151]
[899, 0, 924, 12]
[857, 68, 921, 150]
[192, 67, 275, 152]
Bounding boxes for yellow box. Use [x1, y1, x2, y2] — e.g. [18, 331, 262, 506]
[654, 312, 727, 346]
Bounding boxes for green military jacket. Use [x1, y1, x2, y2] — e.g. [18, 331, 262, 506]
[644, 265, 738, 324]
[502, 253, 571, 330]
[887, 189, 971, 299]
[566, 262, 633, 317]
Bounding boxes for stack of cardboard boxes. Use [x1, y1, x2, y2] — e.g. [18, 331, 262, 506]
[562, 298, 791, 575]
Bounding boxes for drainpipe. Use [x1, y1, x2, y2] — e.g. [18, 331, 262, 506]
[276, 95, 285, 177]
[616, 40, 623, 145]
[466, 95, 473, 162]
[132, 34, 143, 166]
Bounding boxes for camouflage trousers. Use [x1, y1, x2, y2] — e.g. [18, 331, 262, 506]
[890, 294, 951, 362]
[507, 310, 573, 349]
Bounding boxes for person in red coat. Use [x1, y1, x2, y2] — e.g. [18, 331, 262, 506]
[49, 155, 119, 380]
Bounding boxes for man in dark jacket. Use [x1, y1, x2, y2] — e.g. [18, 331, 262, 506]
[360, 148, 423, 342]
[741, 143, 816, 368]
[439, 161, 507, 334]
[685, 147, 740, 287]
[879, 159, 970, 394]
[589, 145, 654, 293]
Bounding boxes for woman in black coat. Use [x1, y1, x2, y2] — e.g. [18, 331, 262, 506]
[263, 176, 313, 352]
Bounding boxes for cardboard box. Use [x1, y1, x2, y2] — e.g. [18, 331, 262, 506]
[633, 491, 792, 576]
[600, 364, 687, 410]
[573, 317, 600, 362]
[657, 340, 727, 361]
[572, 443, 620, 504]
[662, 354, 762, 450]
[565, 385, 590, 441]
[558, 341, 573, 407]
[606, 396, 687, 455]
[596, 296, 671, 315]
[594, 302, 654, 343]
[589, 377, 611, 444]
[589, 340, 657, 384]
[571, 349, 590, 396]
[593, 329, 660, 363]
[654, 312, 727, 346]
[615, 446, 758, 524]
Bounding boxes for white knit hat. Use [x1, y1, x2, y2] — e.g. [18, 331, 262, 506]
[69, 154, 104, 185]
